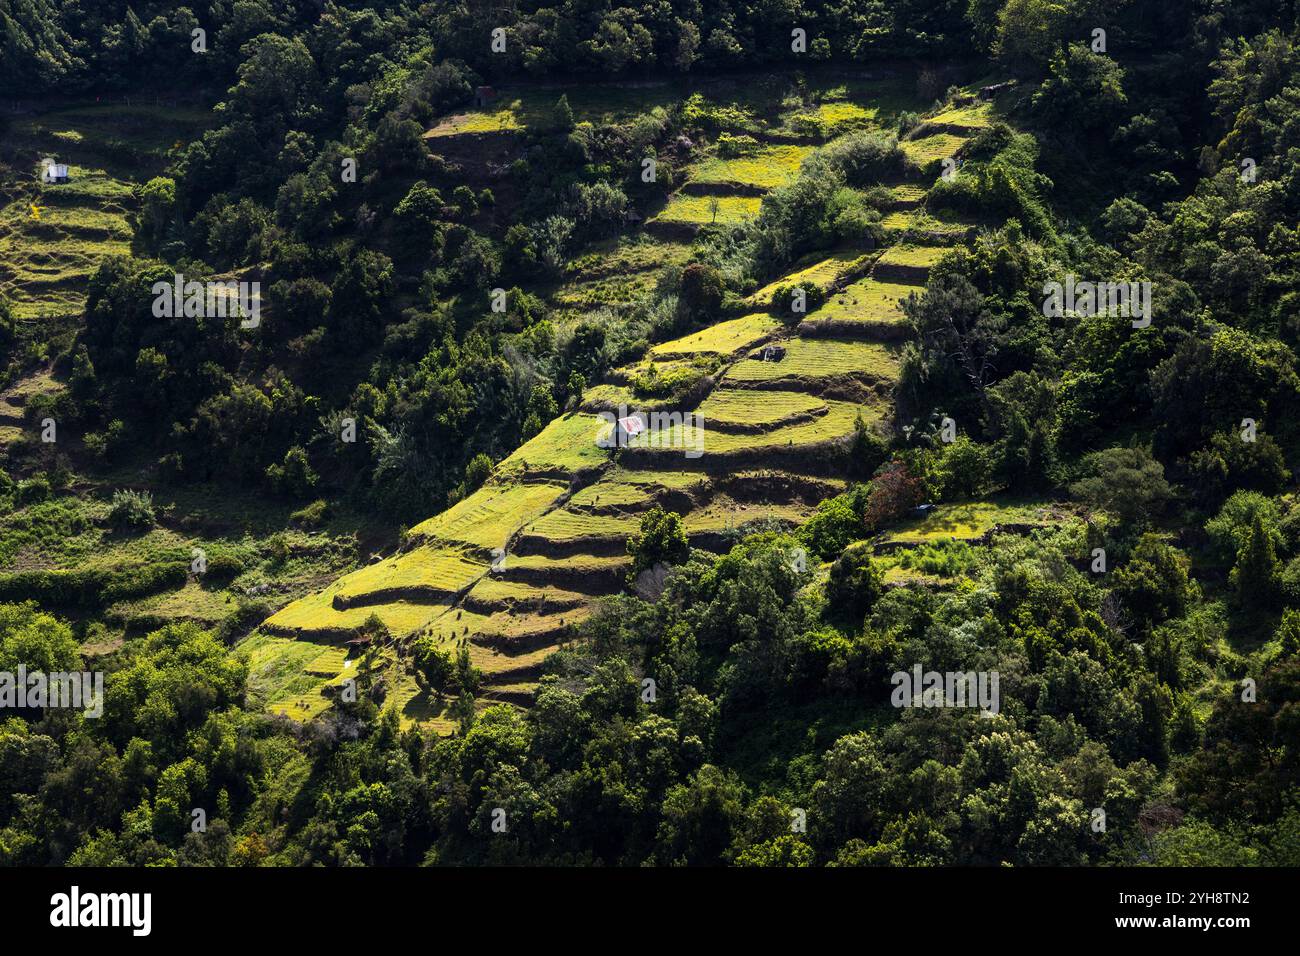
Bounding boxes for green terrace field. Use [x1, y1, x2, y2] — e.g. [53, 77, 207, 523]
[649, 193, 762, 227]
[262, 587, 450, 640]
[464, 574, 590, 611]
[493, 412, 610, 478]
[888, 184, 927, 208]
[650, 312, 781, 358]
[744, 249, 872, 306]
[881, 209, 975, 237]
[629, 397, 883, 456]
[805, 276, 922, 325]
[687, 144, 812, 190]
[520, 508, 641, 543]
[406, 480, 568, 551]
[426, 82, 679, 138]
[768, 77, 921, 139]
[874, 243, 952, 272]
[329, 545, 486, 606]
[724, 338, 903, 386]
[550, 237, 692, 316]
[695, 388, 828, 430]
[566, 468, 707, 512]
[875, 499, 1069, 548]
[0, 104, 209, 320]
[900, 132, 970, 168]
[922, 101, 995, 132]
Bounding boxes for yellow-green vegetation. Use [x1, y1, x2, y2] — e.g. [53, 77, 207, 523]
[881, 209, 973, 235]
[875, 243, 951, 271]
[745, 249, 871, 305]
[807, 277, 922, 324]
[502, 552, 631, 577]
[888, 183, 927, 206]
[494, 412, 610, 477]
[407, 480, 568, 549]
[695, 388, 827, 428]
[651, 193, 762, 226]
[684, 500, 815, 533]
[240, 632, 353, 720]
[880, 500, 1063, 546]
[901, 132, 969, 166]
[688, 144, 812, 190]
[725, 338, 902, 384]
[464, 575, 589, 610]
[521, 508, 641, 542]
[634, 398, 883, 455]
[426, 83, 678, 138]
[924, 101, 994, 130]
[262, 586, 450, 638]
[552, 238, 692, 313]
[569, 469, 705, 509]
[650, 312, 780, 358]
[331, 546, 486, 605]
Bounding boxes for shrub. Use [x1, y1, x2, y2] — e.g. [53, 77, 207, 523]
[108, 489, 156, 531]
[290, 498, 330, 528]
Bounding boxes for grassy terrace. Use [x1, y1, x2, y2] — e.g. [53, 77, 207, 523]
[650, 193, 762, 227]
[745, 249, 871, 306]
[806, 277, 922, 324]
[426, 83, 678, 137]
[923, 101, 994, 131]
[465, 575, 590, 610]
[725, 338, 902, 385]
[631, 397, 882, 455]
[551, 237, 692, 314]
[688, 144, 813, 190]
[900, 132, 970, 167]
[651, 312, 781, 358]
[493, 412, 609, 477]
[695, 388, 828, 429]
[0, 104, 209, 320]
[330, 545, 486, 606]
[876, 499, 1066, 547]
[521, 508, 641, 542]
[881, 209, 974, 236]
[875, 244, 952, 271]
[407, 480, 568, 550]
[262, 588, 450, 639]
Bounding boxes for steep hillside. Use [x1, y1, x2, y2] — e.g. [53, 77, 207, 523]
[253, 77, 1022, 730]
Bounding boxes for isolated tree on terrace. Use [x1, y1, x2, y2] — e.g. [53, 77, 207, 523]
[627, 506, 689, 585]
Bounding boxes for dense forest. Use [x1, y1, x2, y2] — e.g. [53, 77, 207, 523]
[0, 0, 1298, 868]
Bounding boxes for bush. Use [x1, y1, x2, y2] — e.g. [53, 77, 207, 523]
[799, 492, 866, 560]
[290, 498, 330, 528]
[108, 489, 156, 531]
[826, 545, 883, 622]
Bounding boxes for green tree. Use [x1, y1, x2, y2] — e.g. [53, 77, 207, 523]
[1231, 512, 1281, 609]
[627, 506, 689, 583]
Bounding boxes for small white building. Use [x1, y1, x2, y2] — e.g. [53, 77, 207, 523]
[41, 159, 69, 184]
[612, 414, 645, 447]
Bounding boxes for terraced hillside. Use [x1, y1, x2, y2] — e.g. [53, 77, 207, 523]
[0, 104, 208, 322]
[255, 80, 1013, 731]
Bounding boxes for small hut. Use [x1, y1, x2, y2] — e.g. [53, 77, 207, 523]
[40, 159, 69, 184]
